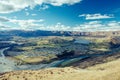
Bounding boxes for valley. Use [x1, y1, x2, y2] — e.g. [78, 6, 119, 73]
[0, 0, 119, 79]
[0, 31, 120, 73]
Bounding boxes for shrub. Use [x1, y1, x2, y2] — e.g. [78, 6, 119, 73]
[57, 50, 75, 59]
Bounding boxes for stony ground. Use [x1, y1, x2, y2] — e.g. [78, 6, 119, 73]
[1, 58, 120, 80]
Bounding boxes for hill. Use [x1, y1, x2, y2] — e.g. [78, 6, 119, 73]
[0, 58, 120, 80]
[0, 30, 120, 37]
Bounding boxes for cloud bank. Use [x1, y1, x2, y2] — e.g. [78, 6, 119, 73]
[79, 13, 114, 20]
[1, 16, 120, 31]
[0, 0, 82, 13]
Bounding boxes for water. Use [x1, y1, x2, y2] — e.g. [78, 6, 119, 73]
[0, 46, 116, 73]
[0, 48, 16, 73]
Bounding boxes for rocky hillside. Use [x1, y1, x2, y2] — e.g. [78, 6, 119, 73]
[110, 37, 120, 48]
[1, 58, 120, 80]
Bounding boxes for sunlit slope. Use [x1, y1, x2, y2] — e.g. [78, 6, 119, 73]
[0, 58, 120, 80]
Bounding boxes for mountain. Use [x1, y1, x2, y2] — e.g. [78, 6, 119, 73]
[0, 30, 120, 37]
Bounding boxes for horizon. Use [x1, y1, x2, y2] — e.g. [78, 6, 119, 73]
[0, 0, 120, 31]
[0, 29, 120, 33]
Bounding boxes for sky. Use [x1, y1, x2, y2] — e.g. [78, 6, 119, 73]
[0, 0, 120, 31]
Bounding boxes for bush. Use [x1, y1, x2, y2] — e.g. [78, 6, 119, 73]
[57, 50, 75, 59]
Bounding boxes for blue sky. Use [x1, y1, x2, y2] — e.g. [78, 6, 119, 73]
[0, 0, 120, 31]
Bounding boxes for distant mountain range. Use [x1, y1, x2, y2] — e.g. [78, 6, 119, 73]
[0, 30, 120, 37]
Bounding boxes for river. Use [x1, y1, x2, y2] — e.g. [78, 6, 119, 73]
[0, 47, 90, 72]
[0, 46, 119, 73]
[0, 47, 16, 73]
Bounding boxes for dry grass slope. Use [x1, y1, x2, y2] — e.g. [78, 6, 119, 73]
[1, 58, 120, 80]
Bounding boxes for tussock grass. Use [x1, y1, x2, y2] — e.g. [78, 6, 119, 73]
[1, 59, 120, 80]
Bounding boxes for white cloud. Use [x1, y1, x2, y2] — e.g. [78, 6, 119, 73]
[13, 16, 17, 19]
[0, 22, 14, 30]
[44, 23, 71, 31]
[26, 12, 30, 16]
[79, 13, 114, 20]
[0, 16, 45, 30]
[0, 16, 9, 22]
[10, 19, 44, 23]
[31, 14, 37, 16]
[26, 12, 37, 16]
[0, 0, 82, 13]
[73, 21, 120, 31]
[25, 8, 28, 11]
[39, 5, 49, 11]
[0, 0, 35, 13]
[10, 19, 44, 30]
[35, 21, 120, 31]
[0, 16, 120, 31]
[46, 0, 81, 6]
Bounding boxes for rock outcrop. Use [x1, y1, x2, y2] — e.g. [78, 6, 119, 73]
[110, 37, 120, 48]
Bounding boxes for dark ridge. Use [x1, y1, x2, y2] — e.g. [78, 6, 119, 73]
[0, 30, 120, 37]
